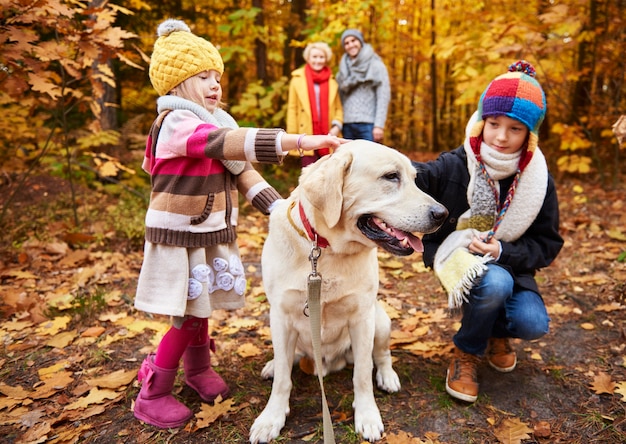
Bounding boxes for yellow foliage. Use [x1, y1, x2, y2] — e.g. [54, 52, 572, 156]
[557, 154, 592, 174]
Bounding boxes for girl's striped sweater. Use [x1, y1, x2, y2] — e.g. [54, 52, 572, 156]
[143, 98, 284, 248]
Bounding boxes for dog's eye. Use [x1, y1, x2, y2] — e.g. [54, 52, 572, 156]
[383, 172, 400, 182]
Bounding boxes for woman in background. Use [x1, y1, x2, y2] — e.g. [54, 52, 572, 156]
[287, 42, 343, 167]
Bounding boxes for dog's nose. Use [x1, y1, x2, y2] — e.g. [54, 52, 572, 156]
[431, 205, 448, 223]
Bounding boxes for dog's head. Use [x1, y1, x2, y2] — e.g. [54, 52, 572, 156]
[297, 140, 447, 256]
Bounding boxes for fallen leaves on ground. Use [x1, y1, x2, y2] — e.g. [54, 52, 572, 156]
[1, 178, 625, 442]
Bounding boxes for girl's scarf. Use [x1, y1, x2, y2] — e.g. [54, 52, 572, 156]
[305, 64, 331, 136]
[157, 95, 246, 175]
[434, 112, 548, 308]
[336, 43, 383, 93]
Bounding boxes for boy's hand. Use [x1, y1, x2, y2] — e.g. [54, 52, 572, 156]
[469, 233, 501, 258]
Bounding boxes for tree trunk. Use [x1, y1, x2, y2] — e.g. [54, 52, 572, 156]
[252, 0, 268, 85]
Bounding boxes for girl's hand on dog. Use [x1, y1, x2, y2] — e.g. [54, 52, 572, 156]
[283, 133, 347, 154]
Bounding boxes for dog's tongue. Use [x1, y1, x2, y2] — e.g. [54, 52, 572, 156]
[390, 228, 424, 252]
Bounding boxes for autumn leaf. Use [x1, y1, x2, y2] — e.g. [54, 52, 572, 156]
[81, 326, 106, 338]
[236, 342, 262, 358]
[46, 329, 77, 348]
[547, 303, 574, 315]
[0, 269, 38, 280]
[533, 420, 552, 438]
[27, 72, 62, 99]
[606, 228, 626, 241]
[385, 430, 426, 443]
[0, 382, 30, 400]
[493, 417, 533, 444]
[32, 372, 74, 399]
[193, 396, 237, 429]
[589, 371, 616, 395]
[380, 299, 401, 320]
[36, 316, 71, 336]
[530, 351, 543, 361]
[381, 258, 405, 269]
[422, 308, 449, 324]
[219, 318, 262, 335]
[16, 419, 51, 443]
[38, 361, 71, 378]
[64, 387, 122, 410]
[411, 262, 430, 273]
[595, 302, 625, 312]
[86, 369, 137, 390]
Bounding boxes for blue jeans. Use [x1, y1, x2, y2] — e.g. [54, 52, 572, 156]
[453, 263, 550, 355]
[342, 122, 374, 141]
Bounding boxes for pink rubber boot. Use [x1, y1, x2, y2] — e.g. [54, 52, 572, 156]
[183, 339, 230, 402]
[134, 354, 193, 428]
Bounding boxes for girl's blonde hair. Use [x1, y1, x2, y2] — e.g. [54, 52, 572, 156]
[303, 42, 333, 63]
[170, 73, 227, 110]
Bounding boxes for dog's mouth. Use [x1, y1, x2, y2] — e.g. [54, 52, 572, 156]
[357, 215, 424, 256]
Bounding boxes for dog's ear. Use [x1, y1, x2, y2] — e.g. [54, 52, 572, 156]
[299, 149, 353, 229]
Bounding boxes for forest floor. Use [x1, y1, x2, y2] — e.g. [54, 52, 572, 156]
[0, 165, 625, 444]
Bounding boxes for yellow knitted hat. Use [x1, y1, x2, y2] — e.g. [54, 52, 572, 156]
[149, 19, 224, 96]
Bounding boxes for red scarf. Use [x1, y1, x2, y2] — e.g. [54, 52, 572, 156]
[305, 65, 331, 156]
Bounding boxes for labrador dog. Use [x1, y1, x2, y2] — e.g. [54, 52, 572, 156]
[249, 140, 447, 443]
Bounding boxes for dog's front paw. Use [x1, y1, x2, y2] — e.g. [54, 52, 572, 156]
[376, 367, 401, 393]
[260, 359, 274, 379]
[249, 410, 286, 444]
[354, 405, 384, 442]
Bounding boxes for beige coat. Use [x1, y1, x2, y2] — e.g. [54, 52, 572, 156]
[286, 67, 343, 155]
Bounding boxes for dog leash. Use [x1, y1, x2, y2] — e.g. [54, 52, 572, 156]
[305, 238, 336, 444]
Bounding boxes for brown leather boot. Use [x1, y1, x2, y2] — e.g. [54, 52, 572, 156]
[486, 337, 517, 372]
[446, 346, 480, 402]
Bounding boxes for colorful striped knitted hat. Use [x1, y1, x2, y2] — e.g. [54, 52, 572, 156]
[149, 19, 224, 96]
[469, 60, 546, 172]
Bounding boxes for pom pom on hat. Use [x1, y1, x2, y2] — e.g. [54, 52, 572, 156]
[468, 60, 547, 171]
[149, 19, 224, 96]
[341, 29, 365, 46]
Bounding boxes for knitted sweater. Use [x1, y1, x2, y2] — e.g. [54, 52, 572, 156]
[336, 43, 391, 128]
[143, 99, 284, 248]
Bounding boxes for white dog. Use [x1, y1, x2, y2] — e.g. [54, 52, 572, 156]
[249, 140, 447, 443]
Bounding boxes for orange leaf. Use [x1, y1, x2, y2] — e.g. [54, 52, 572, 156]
[193, 395, 238, 429]
[589, 371, 616, 395]
[493, 417, 533, 444]
[86, 369, 136, 389]
[27, 72, 61, 99]
[64, 387, 122, 410]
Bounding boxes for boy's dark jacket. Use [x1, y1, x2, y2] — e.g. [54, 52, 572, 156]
[412, 146, 564, 294]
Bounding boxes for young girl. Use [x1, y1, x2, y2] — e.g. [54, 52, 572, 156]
[133, 19, 343, 429]
[286, 41, 343, 167]
[413, 61, 563, 403]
